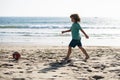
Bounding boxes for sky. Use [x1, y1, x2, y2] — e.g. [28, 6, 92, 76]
[0, 0, 120, 17]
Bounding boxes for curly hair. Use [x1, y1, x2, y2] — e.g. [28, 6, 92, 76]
[70, 14, 81, 22]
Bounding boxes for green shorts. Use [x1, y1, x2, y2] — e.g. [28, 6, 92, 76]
[69, 39, 82, 48]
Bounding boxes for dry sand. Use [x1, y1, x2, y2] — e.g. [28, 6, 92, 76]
[0, 43, 120, 80]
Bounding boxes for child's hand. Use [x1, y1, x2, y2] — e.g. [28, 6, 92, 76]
[85, 35, 89, 39]
[61, 30, 70, 34]
[61, 31, 65, 34]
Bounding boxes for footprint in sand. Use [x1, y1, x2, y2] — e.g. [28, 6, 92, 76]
[92, 75, 104, 80]
[4, 72, 12, 75]
[52, 75, 58, 77]
[12, 78, 25, 80]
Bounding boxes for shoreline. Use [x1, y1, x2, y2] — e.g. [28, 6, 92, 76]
[0, 42, 120, 50]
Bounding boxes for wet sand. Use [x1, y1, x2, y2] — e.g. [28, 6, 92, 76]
[0, 43, 120, 80]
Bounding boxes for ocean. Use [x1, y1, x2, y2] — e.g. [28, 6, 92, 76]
[0, 17, 120, 46]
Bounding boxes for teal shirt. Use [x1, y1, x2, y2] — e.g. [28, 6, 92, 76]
[70, 23, 82, 40]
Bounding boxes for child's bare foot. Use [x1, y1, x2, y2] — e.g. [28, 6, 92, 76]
[61, 57, 72, 63]
[84, 56, 90, 62]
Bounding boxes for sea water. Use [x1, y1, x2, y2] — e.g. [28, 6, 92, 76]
[0, 17, 120, 46]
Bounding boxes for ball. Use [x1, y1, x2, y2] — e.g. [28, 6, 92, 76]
[13, 52, 21, 60]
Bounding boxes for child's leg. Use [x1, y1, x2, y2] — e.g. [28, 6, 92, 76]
[78, 46, 89, 61]
[65, 46, 72, 59]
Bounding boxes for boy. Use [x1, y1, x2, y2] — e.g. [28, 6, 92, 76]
[62, 14, 89, 62]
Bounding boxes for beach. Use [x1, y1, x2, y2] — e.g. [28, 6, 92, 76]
[0, 17, 120, 80]
[0, 43, 120, 80]
[1, 0, 120, 79]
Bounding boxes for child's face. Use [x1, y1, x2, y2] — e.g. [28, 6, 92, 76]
[71, 17, 75, 22]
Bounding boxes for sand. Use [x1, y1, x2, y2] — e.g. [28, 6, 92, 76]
[0, 43, 120, 80]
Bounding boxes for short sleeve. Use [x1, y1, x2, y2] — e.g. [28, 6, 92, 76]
[70, 24, 74, 30]
[78, 24, 82, 30]
[70, 26, 72, 30]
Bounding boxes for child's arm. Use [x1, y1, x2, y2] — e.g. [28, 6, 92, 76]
[62, 29, 71, 34]
[80, 29, 89, 39]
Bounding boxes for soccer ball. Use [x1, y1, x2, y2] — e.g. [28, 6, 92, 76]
[13, 52, 21, 60]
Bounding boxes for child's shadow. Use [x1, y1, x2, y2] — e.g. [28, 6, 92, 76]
[39, 60, 69, 73]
